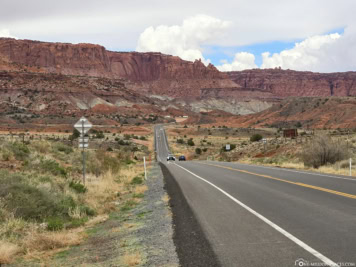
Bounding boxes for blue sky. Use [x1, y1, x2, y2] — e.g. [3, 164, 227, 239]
[204, 27, 346, 67]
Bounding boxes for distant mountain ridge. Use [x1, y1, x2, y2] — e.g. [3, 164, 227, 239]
[1, 38, 356, 129]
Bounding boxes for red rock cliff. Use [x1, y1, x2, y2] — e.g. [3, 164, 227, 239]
[227, 69, 356, 98]
[0, 38, 226, 81]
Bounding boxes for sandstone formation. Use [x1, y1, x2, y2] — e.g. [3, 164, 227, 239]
[228, 69, 356, 99]
[1, 38, 356, 129]
[0, 38, 236, 98]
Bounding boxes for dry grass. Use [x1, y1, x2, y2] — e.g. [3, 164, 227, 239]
[0, 241, 21, 264]
[85, 215, 109, 228]
[162, 194, 170, 204]
[123, 251, 142, 266]
[24, 230, 83, 253]
[84, 170, 122, 214]
[134, 185, 147, 195]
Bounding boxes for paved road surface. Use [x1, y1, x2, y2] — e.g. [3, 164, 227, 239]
[155, 125, 356, 267]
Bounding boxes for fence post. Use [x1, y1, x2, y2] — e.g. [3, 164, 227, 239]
[350, 158, 352, 176]
[144, 156, 147, 180]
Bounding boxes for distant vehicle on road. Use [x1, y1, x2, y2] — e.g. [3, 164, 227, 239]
[167, 155, 176, 161]
[178, 155, 186, 161]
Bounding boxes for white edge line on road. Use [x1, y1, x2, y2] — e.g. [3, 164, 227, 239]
[225, 162, 356, 182]
[173, 163, 338, 267]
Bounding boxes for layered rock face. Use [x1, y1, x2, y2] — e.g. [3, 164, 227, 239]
[228, 69, 356, 98]
[0, 38, 236, 97]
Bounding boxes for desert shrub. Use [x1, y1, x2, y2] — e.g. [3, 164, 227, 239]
[118, 139, 129, 146]
[301, 135, 348, 168]
[67, 217, 88, 229]
[250, 134, 263, 142]
[0, 171, 76, 222]
[80, 206, 95, 216]
[69, 181, 87, 193]
[202, 148, 208, 152]
[55, 143, 73, 154]
[87, 150, 120, 175]
[70, 129, 80, 140]
[47, 217, 64, 231]
[38, 159, 67, 177]
[187, 138, 195, 146]
[124, 134, 131, 140]
[8, 142, 30, 161]
[139, 136, 147, 141]
[340, 160, 351, 169]
[177, 139, 184, 144]
[1, 150, 11, 161]
[130, 176, 143, 185]
[131, 146, 139, 152]
[195, 148, 202, 154]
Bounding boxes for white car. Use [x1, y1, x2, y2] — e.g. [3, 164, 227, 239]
[167, 155, 176, 161]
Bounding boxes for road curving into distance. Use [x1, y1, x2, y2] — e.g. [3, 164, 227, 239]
[155, 125, 356, 267]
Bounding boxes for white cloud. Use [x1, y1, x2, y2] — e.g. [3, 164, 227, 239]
[260, 27, 356, 72]
[136, 14, 230, 64]
[217, 52, 257, 71]
[261, 33, 341, 71]
[0, 29, 16, 38]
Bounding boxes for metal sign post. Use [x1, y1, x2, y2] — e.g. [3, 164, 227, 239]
[74, 117, 92, 185]
[262, 138, 267, 152]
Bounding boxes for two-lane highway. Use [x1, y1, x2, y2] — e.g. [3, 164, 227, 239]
[155, 125, 356, 267]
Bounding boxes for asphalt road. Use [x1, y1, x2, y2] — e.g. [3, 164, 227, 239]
[155, 125, 356, 267]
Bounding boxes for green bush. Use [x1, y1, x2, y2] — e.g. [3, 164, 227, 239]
[55, 143, 73, 154]
[118, 139, 129, 146]
[80, 205, 96, 216]
[47, 217, 64, 231]
[9, 142, 30, 161]
[195, 148, 202, 154]
[39, 159, 67, 177]
[67, 217, 88, 229]
[70, 129, 80, 140]
[177, 139, 184, 144]
[69, 181, 87, 193]
[130, 176, 143, 185]
[187, 138, 195, 146]
[0, 171, 76, 222]
[250, 134, 263, 142]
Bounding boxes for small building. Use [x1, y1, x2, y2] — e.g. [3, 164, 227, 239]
[283, 129, 298, 138]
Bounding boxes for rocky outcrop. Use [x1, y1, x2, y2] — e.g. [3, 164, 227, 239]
[0, 38, 236, 98]
[230, 97, 356, 129]
[227, 69, 356, 99]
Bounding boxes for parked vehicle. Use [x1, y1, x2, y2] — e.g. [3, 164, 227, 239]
[178, 155, 186, 161]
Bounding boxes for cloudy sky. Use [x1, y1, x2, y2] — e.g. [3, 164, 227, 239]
[1, 0, 355, 72]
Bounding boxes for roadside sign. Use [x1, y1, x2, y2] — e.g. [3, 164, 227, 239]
[74, 117, 93, 135]
[79, 137, 89, 143]
[262, 138, 267, 143]
[226, 144, 230, 151]
[73, 116, 92, 185]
